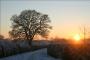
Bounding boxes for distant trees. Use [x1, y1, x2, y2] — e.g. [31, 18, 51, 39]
[0, 35, 4, 39]
[9, 10, 52, 45]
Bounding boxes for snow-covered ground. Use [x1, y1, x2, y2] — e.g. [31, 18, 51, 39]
[0, 48, 61, 60]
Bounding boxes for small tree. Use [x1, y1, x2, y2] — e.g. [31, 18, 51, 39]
[9, 10, 52, 45]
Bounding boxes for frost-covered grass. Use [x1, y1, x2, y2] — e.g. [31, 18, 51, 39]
[0, 39, 31, 58]
[0, 39, 50, 58]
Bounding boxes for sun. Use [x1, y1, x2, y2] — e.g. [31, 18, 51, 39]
[73, 34, 81, 41]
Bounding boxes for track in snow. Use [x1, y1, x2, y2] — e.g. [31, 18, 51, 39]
[0, 48, 61, 60]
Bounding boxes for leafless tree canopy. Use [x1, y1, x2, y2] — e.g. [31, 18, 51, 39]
[9, 10, 52, 44]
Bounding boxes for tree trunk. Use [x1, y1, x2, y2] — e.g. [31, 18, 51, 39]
[27, 36, 33, 46]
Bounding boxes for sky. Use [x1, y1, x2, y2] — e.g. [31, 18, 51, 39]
[0, 1, 90, 39]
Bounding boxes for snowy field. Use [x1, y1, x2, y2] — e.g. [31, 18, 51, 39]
[0, 48, 61, 60]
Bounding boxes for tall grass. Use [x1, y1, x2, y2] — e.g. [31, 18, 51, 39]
[47, 40, 90, 60]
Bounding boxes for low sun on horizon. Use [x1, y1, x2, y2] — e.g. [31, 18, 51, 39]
[73, 34, 82, 42]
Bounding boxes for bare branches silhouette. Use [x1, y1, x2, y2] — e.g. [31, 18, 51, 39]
[9, 10, 52, 45]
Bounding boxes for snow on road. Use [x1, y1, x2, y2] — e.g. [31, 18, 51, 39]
[0, 48, 61, 60]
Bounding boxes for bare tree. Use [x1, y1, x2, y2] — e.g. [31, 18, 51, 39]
[9, 10, 52, 45]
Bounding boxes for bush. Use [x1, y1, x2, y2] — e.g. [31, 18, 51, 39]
[47, 44, 64, 58]
[47, 42, 90, 60]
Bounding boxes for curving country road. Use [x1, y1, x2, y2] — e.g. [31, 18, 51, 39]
[0, 48, 61, 60]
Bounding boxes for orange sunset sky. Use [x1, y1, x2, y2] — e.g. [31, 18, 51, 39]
[0, 1, 90, 39]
